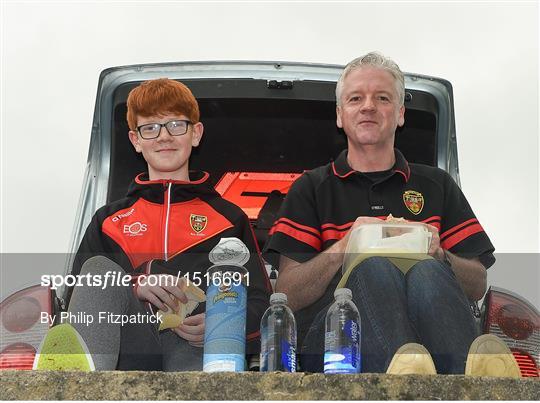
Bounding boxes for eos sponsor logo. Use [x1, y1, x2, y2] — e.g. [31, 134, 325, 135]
[123, 222, 148, 236]
[112, 208, 135, 222]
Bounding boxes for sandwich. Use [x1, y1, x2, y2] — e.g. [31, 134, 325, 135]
[158, 281, 206, 331]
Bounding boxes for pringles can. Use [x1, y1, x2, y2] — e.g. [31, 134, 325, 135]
[203, 238, 250, 372]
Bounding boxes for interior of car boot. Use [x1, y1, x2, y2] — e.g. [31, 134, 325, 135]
[109, 79, 438, 249]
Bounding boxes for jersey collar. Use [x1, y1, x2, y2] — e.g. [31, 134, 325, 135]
[127, 171, 219, 203]
[332, 148, 411, 182]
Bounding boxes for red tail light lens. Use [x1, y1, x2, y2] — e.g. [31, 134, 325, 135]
[497, 304, 535, 340]
[512, 350, 539, 378]
[0, 343, 36, 370]
[3, 296, 42, 333]
[0, 285, 53, 370]
[482, 287, 540, 377]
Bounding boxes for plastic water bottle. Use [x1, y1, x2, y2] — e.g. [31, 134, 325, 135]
[324, 288, 361, 374]
[260, 293, 297, 372]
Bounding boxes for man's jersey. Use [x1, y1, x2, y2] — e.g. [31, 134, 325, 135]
[264, 149, 495, 343]
[72, 171, 271, 352]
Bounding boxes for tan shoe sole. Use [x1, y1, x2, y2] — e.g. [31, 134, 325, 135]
[386, 343, 437, 375]
[465, 334, 521, 378]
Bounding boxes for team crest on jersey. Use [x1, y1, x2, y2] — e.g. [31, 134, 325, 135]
[403, 190, 424, 215]
[190, 214, 208, 233]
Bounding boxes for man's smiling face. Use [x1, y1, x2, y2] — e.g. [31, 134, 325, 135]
[336, 67, 405, 149]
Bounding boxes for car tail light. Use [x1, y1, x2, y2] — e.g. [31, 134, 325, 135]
[0, 285, 53, 370]
[482, 286, 540, 377]
[0, 343, 36, 370]
[511, 350, 539, 378]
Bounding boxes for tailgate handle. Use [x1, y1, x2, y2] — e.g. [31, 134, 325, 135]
[267, 80, 293, 89]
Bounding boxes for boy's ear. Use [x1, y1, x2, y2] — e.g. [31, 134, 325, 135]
[191, 122, 204, 147]
[128, 130, 142, 153]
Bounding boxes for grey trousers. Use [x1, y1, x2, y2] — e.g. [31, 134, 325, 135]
[67, 255, 202, 371]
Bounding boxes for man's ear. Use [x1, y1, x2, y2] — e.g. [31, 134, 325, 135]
[128, 131, 142, 153]
[191, 122, 204, 147]
[336, 106, 343, 128]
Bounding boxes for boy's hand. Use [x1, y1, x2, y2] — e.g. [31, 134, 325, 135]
[173, 313, 206, 347]
[136, 274, 188, 311]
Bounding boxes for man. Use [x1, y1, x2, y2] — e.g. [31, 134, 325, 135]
[36, 78, 271, 371]
[264, 52, 515, 375]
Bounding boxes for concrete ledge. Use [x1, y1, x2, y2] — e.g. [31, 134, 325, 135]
[1, 371, 539, 400]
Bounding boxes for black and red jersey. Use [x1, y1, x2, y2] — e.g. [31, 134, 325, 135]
[264, 149, 495, 342]
[72, 171, 271, 352]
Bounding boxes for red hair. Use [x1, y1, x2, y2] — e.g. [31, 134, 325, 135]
[126, 78, 200, 130]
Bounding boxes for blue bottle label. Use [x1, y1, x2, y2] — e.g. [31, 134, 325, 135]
[324, 319, 361, 374]
[280, 340, 296, 372]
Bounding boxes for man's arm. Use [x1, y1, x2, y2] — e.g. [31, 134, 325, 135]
[275, 216, 383, 312]
[441, 251, 486, 301]
[275, 242, 343, 312]
[426, 224, 487, 301]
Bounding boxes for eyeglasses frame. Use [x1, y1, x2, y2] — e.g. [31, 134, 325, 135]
[136, 119, 192, 139]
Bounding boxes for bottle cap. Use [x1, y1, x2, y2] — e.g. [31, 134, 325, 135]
[270, 292, 288, 304]
[334, 287, 352, 299]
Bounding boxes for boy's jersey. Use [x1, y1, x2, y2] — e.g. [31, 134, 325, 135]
[71, 171, 271, 352]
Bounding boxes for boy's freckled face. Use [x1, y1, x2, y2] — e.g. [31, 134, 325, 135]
[128, 113, 203, 181]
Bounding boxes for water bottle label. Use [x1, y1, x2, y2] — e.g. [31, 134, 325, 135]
[324, 320, 361, 374]
[280, 340, 296, 372]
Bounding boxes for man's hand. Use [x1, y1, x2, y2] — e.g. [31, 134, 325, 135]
[424, 223, 445, 260]
[135, 274, 188, 311]
[172, 313, 205, 347]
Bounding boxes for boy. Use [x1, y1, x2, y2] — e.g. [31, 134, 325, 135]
[36, 78, 271, 371]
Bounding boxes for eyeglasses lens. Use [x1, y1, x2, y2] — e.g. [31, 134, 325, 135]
[166, 120, 188, 136]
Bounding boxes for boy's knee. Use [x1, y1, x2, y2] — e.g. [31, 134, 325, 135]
[80, 256, 124, 276]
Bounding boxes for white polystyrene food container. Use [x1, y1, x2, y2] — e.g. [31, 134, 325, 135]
[342, 223, 432, 274]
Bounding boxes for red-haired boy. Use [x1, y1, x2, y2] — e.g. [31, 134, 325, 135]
[35, 78, 271, 371]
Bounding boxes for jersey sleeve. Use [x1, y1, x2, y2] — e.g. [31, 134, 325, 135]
[439, 172, 495, 268]
[263, 173, 322, 265]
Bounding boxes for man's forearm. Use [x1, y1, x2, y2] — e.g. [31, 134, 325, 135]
[445, 251, 487, 301]
[275, 242, 344, 312]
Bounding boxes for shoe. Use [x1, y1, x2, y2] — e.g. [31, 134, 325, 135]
[33, 323, 95, 371]
[386, 343, 437, 375]
[465, 334, 521, 378]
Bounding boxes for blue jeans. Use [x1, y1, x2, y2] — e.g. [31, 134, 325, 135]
[300, 256, 479, 374]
